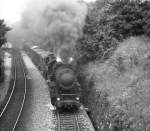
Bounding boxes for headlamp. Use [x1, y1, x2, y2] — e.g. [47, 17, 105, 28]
[76, 97, 80, 100]
[57, 97, 60, 101]
[56, 57, 62, 62]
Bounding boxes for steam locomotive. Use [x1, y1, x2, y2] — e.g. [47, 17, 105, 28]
[24, 45, 82, 110]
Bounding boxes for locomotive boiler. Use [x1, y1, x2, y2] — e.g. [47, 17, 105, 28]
[49, 59, 82, 110]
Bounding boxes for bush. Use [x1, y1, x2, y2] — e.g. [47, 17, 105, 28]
[0, 63, 4, 82]
[77, 1, 150, 130]
[84, 37, 150, 131]
[0, 20, 11, 47]
[76, 0, 119, 63]
[0, 50, 4, 82]
[77, 0, 150, 63]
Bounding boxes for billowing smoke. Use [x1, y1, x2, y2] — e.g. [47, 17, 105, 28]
[8, 0, 87, 62]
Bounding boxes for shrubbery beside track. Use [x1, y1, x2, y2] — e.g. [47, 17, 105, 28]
[77, 0, 150, 130]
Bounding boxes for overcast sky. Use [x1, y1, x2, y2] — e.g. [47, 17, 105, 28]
[0, 0, 96, 25]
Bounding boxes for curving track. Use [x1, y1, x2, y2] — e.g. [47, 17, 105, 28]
[0, 49, 27, 131]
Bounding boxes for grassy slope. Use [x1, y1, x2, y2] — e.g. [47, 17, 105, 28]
[85, 36, 150, 131]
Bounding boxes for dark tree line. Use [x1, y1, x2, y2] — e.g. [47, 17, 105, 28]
[77, 0, 150, 63]
[0, 19, 11, 47]
[0, 19, 10, 82]
[109, 0, 150, 38]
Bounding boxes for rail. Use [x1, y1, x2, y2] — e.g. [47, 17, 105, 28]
[56, 110, 91, 131]
[12, 52, 27, 131]
[0, 50, 27, 131]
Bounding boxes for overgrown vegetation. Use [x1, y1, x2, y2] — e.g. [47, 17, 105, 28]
[85, 37, 150, 131]
[77, 0, 150, 63]
[77, 0, 118, 63]
[0, 20, 10, 48]
[77, 0, 150, 131]
[0, 20, 10, 82]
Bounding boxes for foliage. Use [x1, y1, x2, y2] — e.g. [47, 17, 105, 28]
[110, 0, 141, 38]
[106, 0, 150, 39]
[77, 0, 150, 63]
[84, 37, 150, 131]
[0, 20, 10, 81]
[0, 19, 11, 48]
[78, 0, 150, 130]
[77, 0, 118, 63]
[0, 49, 4, 82]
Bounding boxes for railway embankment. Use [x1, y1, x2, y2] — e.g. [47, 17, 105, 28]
[0, 52, 12, 109]
[15, 51, 54, 131]
[82, 37, 150, 131]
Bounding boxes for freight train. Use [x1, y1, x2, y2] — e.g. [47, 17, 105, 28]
[24, 45, 82, 110]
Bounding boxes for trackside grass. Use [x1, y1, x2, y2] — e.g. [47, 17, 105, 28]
[83, 36, 150, 131]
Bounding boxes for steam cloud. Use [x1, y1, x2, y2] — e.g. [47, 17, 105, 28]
[8, 0, 87, 62]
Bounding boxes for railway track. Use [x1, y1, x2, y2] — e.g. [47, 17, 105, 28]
[55, 110, 94, 131]
[0, 49, 27, 131]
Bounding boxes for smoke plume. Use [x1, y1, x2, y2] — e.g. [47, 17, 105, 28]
[8, 0, 87, 62]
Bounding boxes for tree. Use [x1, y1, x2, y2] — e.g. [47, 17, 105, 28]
[0, 20, 10, 82]
[76, 0, 119, 63]
[77, 0, 150, 64]
[109, 0, 150, 38]
[0, 19, 11, 47]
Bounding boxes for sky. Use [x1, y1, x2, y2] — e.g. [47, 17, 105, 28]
[0, 0, 96, 25]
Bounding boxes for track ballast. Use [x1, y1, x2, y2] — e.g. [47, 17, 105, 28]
[52, 109, 95, 131]
[0, 49, 27, 131]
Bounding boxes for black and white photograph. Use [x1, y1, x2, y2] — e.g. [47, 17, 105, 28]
[0, 0, 150, 131]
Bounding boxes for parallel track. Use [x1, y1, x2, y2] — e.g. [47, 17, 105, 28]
[0, 50, 27, 131]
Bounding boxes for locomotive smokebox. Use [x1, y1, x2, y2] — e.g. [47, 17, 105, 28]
[59, 72, 75, 86]
[55, 66, 76, 89]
